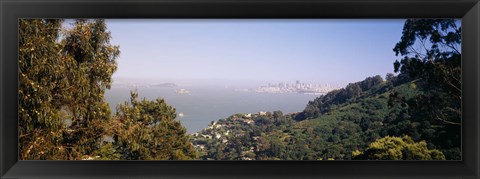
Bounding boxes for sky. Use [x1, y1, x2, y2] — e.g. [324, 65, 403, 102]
[104, 19, 406, 86]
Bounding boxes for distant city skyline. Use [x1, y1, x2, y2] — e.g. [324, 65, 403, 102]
[103, 19, 406, 85]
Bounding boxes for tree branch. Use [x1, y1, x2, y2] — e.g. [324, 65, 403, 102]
[435, 113, 461, 126]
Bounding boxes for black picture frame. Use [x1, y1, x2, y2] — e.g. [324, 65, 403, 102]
[1, 0, 479, 178]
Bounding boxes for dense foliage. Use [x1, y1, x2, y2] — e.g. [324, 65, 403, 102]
[19, 19, 119, 159]
[391, 19, 461, 159]
[352, 136, 445, 160]
[19, 19, 197, 160]
[110, 91, 197, 160]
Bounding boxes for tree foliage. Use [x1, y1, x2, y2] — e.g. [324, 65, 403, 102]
[19, 19, 67, 159]
[111, 91, 198, 160]
[393, 19, 461, 126]
[19, 19, 118, 159]
[296, 75, 385, 121]
[390, 19, 461, 159]
[19, 19, 197, 160]
[353, 136, 445, 160]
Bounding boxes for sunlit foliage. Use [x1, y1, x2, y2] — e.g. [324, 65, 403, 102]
[111, 91, 198, 160]
[19, 19, 119, 159]
[19, 19, 196, 160]
[352, 136, 445, 160]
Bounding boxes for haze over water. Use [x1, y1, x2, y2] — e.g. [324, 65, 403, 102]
[105, 79, 326, 133]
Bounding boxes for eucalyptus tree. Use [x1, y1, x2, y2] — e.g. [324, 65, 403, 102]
[19, 19, 119, 160]
[390, 19, 461, 159]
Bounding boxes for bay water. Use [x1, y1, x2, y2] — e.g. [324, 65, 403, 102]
[104, 86, 320, 133]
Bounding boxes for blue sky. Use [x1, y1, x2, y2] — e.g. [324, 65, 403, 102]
[105, 19, 406, 85]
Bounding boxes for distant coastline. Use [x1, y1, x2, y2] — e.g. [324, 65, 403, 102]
[111, 82, 177, 88]
[255, 80, 340, 94]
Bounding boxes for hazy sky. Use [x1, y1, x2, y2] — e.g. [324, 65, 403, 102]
[105, 19, 406, 85]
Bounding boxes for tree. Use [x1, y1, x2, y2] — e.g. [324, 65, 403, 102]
[19, 19, 197, 160]
[298, 100, 322, 120]
[392, 19, 461, 126]
[19, 19, 119, 160]
[111, 91, 198, 160]
[272, 110, 283, 120]
[390, 19, 461, 159]
[385, 73, 395, 82]
[344, 83, 362, 98]
[59, 19, 120, 160]
[359, 75, 384, 91]
[353, 136, 445, 160]
[19, 19, 68, 159]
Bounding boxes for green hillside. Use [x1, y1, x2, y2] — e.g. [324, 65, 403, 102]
[191, 19, 461, 160]
[191, 75, 456, 160]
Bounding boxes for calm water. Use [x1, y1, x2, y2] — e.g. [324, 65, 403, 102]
[105, 86, 320, 133]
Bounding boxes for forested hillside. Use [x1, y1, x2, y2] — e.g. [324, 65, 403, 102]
[191, 19, 461, 160]
[191, 75, 447, 160]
